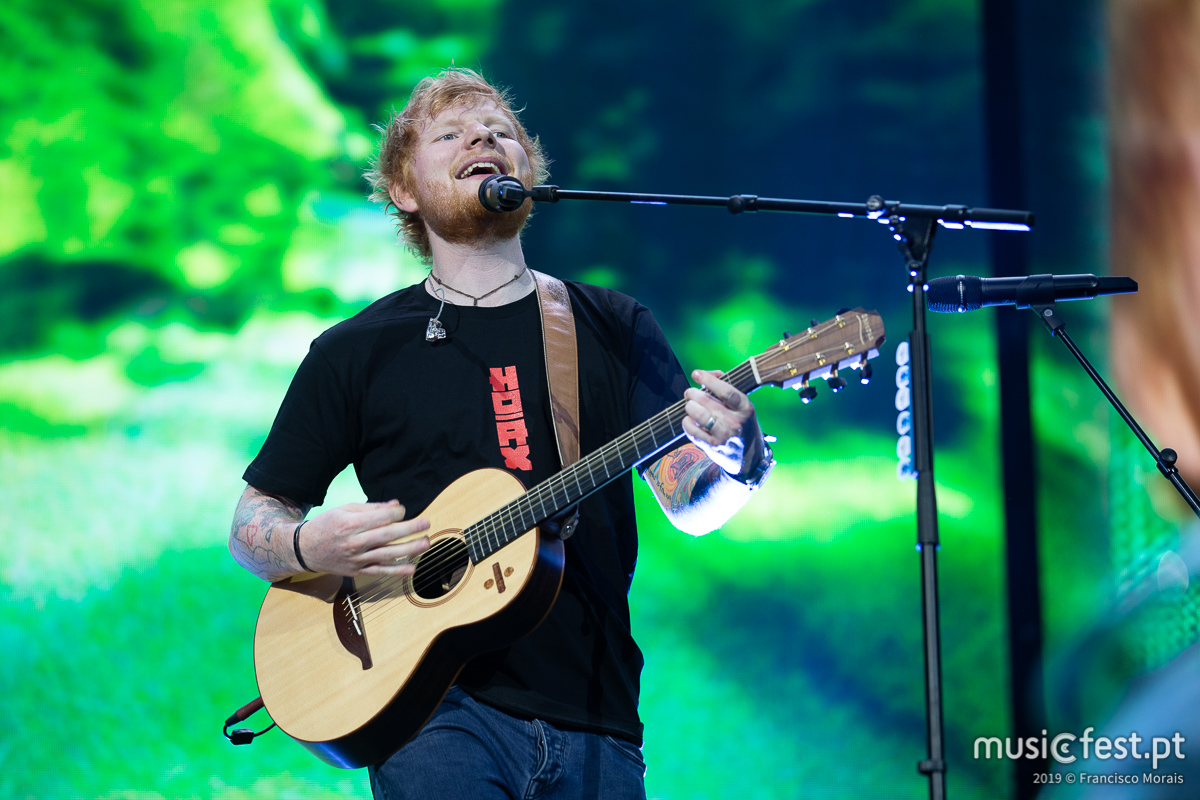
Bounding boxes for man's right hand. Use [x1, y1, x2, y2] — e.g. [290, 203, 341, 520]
[298, 499, 431, 577]
[229, 486, 431, 583]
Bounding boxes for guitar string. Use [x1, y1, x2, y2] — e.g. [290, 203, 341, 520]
[345, 384, 708, 618]
[346, 358, 764, 618]
[341, 323, 855, 618]
[342, 322, 856, 617]
[346, 391, 699, 618]
[342, 317, 873, 616]
[348, 358, 752, 615]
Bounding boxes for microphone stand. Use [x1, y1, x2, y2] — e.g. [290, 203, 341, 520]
[890, 213, 949, 800]
[1030, 303, 1200, 518]
[483, 177, 1034, 800]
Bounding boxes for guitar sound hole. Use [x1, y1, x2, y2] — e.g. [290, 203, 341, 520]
[412, 538, 470, 600]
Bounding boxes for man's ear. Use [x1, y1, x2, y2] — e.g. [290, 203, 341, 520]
[389, 182, 418, 214]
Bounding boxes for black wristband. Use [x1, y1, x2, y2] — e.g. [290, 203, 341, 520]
[293, 521, 313, 572]
[732, 438, 776, 489]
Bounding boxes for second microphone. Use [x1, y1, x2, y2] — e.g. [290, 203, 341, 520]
[926, 273, 1137, 313]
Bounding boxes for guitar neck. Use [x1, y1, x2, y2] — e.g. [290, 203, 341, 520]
[465, 359, 759, 563]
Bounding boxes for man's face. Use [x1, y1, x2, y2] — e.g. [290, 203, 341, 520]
[390, 99, 534, 248]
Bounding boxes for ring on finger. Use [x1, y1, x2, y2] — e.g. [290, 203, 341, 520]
[703, 415, 717, 433]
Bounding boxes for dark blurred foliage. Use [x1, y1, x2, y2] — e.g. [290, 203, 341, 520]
[0, 256, 173, 356]
[275, 0, 497, 118]
[0, 0, 330, 353]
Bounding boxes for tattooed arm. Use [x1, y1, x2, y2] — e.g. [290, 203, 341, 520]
[228, 486, 313, 582]
[643, 368, 771, 536]
[229, 485, 432, 583]
[644, 443, 758, 536]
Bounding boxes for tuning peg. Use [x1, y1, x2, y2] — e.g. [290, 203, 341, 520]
[783, 331, 792, 339]
[859, 362, 873, 385]
[810, 318, 819, 327]
[828, 367, 847, 393]
[797, 377, 817, 404]
[837, 307, 851, 315]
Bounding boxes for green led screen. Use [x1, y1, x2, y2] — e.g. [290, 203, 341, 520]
[3, 1, 1196, 798]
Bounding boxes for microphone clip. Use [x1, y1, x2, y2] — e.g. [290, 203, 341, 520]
[1031, 303, 1066, 336]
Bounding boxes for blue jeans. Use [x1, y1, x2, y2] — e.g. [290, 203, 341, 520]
[369, 687, 648, 800]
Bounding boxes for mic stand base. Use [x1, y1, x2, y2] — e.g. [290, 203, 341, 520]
[1030, 304, 1200, 518]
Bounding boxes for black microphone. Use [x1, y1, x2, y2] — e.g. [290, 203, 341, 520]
[478, 174, 526, 212]
[478, 175, 561, 212]
[926, 273, 1138, 313]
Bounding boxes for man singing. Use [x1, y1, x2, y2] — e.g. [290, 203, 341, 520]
[229, 67, 774, 799]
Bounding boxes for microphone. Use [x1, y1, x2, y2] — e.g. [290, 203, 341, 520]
[478, 174, 526, 212]
[926, 273, 1138, 313]
[478, 175, 560, 212]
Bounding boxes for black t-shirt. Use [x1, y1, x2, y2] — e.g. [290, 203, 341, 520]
[243, 280, 688, 744]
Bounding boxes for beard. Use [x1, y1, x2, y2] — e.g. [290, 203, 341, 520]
[411, 172, 532, 247]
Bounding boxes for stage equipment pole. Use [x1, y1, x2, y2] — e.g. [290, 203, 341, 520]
[481, 175, 1034, 800]
[884, 209, 947, 800]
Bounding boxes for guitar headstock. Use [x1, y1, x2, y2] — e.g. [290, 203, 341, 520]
[747, 308, 886, 401]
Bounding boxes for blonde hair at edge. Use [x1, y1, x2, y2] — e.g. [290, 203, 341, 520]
[365, 67, 551, 262]
[1110, 0, 1200, 488]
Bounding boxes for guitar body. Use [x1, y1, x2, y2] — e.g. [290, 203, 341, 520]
[253, 468, 566, 768]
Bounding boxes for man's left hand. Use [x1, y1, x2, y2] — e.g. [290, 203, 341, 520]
[681, 368, 765, 480]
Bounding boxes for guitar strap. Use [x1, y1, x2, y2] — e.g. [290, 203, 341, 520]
[531, 270, 581, 539]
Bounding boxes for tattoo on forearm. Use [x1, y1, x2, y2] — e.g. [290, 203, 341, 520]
[230, 487, 312, 580]
[668, 450, 700, 481]
[649, 444, 723, 511]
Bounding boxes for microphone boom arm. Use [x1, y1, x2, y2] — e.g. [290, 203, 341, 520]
[478, 175, 1034, 229]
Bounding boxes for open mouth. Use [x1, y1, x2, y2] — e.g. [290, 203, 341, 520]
[455, 159, 507, 180]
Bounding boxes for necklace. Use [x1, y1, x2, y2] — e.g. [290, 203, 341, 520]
[427, 267, 528, 306]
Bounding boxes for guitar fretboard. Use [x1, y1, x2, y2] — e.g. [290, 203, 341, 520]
[464, 359, 759, 563]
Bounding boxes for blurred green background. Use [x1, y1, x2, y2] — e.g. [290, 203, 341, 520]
[2, 0, 1195, 798]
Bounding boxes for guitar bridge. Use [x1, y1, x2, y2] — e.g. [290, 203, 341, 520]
[333, 577, 373, 670]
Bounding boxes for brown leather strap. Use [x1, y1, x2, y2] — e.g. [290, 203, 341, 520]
[532, 270, 580, 469]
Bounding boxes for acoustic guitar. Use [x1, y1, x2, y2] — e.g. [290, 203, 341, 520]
[252, 309, 885, 768]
